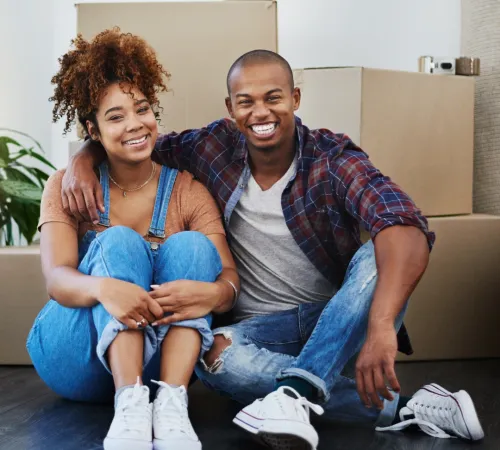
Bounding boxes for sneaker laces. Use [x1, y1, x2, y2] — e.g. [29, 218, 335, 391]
[115, 377, 151, 434]
[152, 380, 196, 437]
[264, 387, 324, 422]
[376, 396, 457, 439]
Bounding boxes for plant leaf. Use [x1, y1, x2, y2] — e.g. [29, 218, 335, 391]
[4, 167, 38, 186]
[0, 179, 42, 203]
[0, 136, 22, 147]
[0, 205, 9, 229]
[11, 163, 49, 187]
[5, 218, 13, 246]
[7, 200, 39, 244]
[0, 128, 43, 153]
[0, 137, 18, 168]
[29, 167, 50, 183]
[17, 148, 56, 171]
[0, 141, 8, 167]
[0, 130, 51, 244]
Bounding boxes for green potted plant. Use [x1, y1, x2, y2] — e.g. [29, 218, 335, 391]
[0, 129, 55, 246]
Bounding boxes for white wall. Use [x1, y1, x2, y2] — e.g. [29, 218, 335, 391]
[278, 0, 461, 71]
[0, 0, 54, 155]
[4, 0, 461, 168]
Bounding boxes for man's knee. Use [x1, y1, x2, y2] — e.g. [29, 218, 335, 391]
[204, 334, 232, 368]
[344, 240, 377, 294]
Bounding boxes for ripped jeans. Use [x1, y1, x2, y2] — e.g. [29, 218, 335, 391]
[195, 240, 404, 427]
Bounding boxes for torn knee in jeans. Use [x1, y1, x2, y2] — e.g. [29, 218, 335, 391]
[203, 332, 232, 373]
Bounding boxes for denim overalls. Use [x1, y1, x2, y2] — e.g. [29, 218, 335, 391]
[27, 162, 222, 402]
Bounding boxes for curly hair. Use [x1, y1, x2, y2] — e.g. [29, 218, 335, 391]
[50, 27, 169, 135]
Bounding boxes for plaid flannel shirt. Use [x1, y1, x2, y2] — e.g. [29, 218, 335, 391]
[155, 116, 435, 354]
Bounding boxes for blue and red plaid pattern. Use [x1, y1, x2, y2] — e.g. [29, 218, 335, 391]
[155, 116, 435, 288]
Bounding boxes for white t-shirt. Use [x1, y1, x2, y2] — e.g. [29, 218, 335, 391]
[229, 157, 337, 321]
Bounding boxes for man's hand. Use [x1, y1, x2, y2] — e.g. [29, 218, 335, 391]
[355, 323, 400, 409]
[62, 141, 105, 223]
[149, 280, 221, 326]
[355, 226, 429, 409]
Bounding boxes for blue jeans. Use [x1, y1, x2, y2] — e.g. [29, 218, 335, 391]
[195, 240, 403, 427]
[27, 227, 222, 403]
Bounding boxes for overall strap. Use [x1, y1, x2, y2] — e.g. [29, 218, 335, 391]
[148, 166, 178, 239]
[97, 161, 111, 227]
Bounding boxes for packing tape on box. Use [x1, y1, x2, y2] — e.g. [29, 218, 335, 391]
[455, 57, 480, 76]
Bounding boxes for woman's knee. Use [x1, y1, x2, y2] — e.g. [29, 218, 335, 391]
[158, 231, 222, 281]
[82, 226, 153, 282]
[164, 231, 216, 255]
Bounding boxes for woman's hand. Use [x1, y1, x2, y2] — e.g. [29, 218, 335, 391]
[97, 278, 164, 328]
[148, 280, 222, 326]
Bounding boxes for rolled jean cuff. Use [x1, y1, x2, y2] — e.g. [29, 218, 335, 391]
[156, 315, 214, 358]
[276, 368, 330, 402]
[374, 391, 400, 427]
[96, 318, 158, 374]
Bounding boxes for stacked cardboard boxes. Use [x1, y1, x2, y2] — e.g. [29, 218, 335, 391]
[295, 67, 500, 360]
[0, 1, 278, 364]
[3, 6, 496, 364]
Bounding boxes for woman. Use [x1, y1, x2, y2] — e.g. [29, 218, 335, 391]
[27, 28, 239, 450]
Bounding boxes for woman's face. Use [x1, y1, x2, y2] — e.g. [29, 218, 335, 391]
[88, 83, 158, 164]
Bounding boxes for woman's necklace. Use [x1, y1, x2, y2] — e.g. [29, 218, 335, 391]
[108, 161, 156, 197]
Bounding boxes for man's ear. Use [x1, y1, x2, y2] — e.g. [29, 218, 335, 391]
[292, 87, 301, 111]
[225, 96, 235, 119]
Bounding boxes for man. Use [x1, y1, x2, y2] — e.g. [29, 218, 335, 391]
[63, 50, 484, 449]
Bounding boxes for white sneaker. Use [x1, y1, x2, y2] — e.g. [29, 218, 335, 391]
[376, 383, 484, 440]
[233, 386, 324, 450]
[152, 380, 202, 450]
[103, 379, 153, 450]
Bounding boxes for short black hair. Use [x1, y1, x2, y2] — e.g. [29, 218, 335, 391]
[226, 49, 294, 95]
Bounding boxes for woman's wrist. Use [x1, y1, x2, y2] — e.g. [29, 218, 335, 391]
[90, 276, 107, 303]
[215, 277, 238, 311]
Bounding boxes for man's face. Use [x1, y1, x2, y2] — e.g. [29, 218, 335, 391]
[226, 62, 301, 152]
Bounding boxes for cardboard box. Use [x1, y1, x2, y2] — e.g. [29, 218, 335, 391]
[0, 246, 48, 364]
[400, 214, 500, 360]
[360, 215, 500, 361]
[77, 1, 277, 133]
[294, 68, 475, 217]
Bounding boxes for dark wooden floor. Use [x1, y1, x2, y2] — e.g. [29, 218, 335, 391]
[0, 359, 499, 450]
